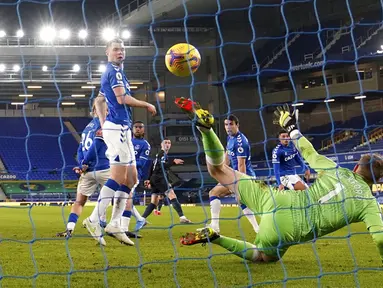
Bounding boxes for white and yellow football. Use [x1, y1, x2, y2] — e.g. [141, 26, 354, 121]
[165, 43, 201, 77]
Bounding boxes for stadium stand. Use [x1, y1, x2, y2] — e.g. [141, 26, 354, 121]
[0, 117, 88, 181]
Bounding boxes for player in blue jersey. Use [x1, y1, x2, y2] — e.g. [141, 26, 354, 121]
[272, 131, 310, 191]
[204, 115, 259, 233]
[57, 105, 109, 246]
[84, 38, 156, 246]
[120, 120, 152, 237]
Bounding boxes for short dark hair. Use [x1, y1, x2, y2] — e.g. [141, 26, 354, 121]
[225, 114, 239, 125]
[163, 137, 170, 141]
[106, 38, 124, 49]
[133, 120, 144, 125]
[357, 154, 383, 183]
[278, 130, 288, 137]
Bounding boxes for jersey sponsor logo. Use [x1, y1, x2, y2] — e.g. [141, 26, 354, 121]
[116, 72, 122, 80]
[145, 150, 150, 155]
[284, 152, 297, 162]
[237, 147, 244, 154]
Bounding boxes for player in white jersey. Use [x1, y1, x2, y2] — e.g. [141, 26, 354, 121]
[83, 38, 156, 246]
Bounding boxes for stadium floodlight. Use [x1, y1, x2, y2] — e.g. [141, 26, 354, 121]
[39, 26, 56, 42]
[62, 102, 76, 105]
[121, 30, 131, 39]
[129, 86, 138, 89]
[291, 102, 304, 107]
[13, 65, 20, 72]
[71, 94, 85, 98]
[324, 99, 335, 103]
[81, 85, 96, 89]
[59, 28, 70, 40]
[130, 81, 143, 85]
[19, 94, 33, 97]
[102, 28, 116, 41]
[98, 64, 106, 72]
[78, 29, 88, 39]
[11, 102, 24, 105]
[0, 64, 5, 72]
[16, 29, 24, 38]
[42, 65, 48, 72]
[72, 64, 80, 72]
[0, 31, 6, 37]
[27, 86, 42, 89]
[354, 95, 366, 99]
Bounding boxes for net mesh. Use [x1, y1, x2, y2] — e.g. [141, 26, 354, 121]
[0, 0, 382, 287]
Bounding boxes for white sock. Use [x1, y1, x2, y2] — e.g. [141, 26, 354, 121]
[242, 207, 260, 233]
[89, 184, 115, 223]
[132, 206, 144, 222]
[121, 216, 131, 232]
[109, 191, 130, 227]
[67, 222, 75, 231]
[210, 198, 221, 228]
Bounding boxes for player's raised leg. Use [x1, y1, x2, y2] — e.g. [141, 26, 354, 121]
[174, 98, 243, 202]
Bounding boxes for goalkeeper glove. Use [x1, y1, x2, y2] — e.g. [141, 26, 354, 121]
[273, 103, 299, 136]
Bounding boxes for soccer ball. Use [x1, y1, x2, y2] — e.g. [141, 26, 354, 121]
[165, 43, 201, 77]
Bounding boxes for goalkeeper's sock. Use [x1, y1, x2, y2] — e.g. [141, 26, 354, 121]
[213, 236, 260, 262]
[110, 185, 131, 227]
[170, 198, 184, 217]
[67, 213, 79, 231]
[241, 206, 260, 233]
[89, 179, 118, 223]
[121, 210, 132, 232]
[210, 196, 221, 229]
[142, 203, 157, 218]
[198, 128, 225, 166]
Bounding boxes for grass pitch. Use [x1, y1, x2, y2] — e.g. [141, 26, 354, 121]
[0, 205, 381, 287]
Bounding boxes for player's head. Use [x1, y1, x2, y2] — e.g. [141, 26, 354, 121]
[161, 138, 172, 152]
[279, 131, 290, 146]
[353, 154, 383, 184]
[224, 114, 239, 136]
[105, 38, 125, 65]
[133, 120, 145, 138]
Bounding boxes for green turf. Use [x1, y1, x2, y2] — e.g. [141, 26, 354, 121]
[0, 206, 381, 288]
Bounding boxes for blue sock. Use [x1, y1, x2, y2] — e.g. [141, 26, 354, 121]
[122, 210, 132, 218]
[209, 196, 220, 202]
[68, 213, 79, 224]
[240, 204, 247, 210]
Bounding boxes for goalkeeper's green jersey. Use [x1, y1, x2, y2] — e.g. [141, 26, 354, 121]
[238, 135, 383, 259]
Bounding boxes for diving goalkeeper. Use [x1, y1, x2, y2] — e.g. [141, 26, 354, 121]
[176, 98, 383, 263]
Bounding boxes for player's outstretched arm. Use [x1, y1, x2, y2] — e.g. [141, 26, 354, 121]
[274, 104, 337, 172]
[113, 86, 156, 115]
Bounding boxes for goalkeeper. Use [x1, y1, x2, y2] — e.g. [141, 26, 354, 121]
[176, 98, 383, 263]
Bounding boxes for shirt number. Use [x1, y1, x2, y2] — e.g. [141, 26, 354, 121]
[81, 131, 93, 151]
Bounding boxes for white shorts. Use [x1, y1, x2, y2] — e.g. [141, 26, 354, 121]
[103, 120, 136, 166]
[77, 169, 110, 197]
[280, 174, 308, 190]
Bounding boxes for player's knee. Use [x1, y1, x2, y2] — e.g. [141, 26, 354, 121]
[293, 181, 306, 191]
[75, 197, 87, 207]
